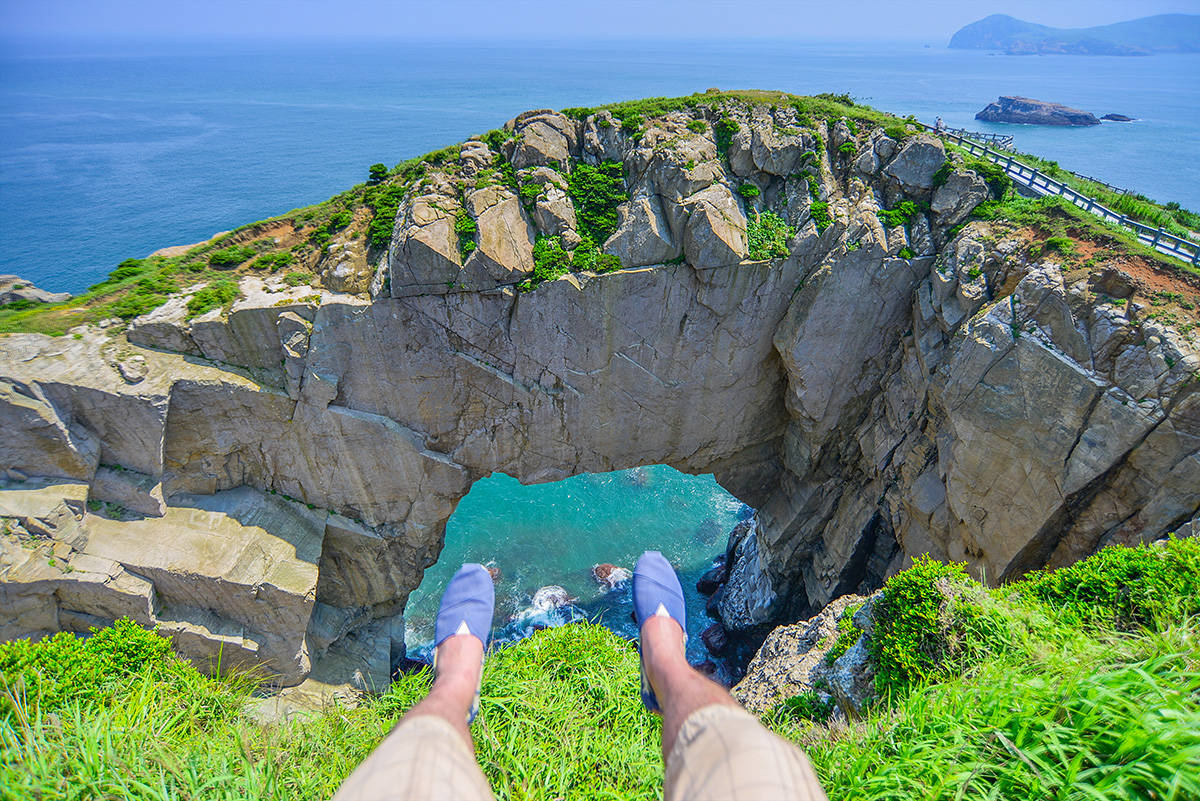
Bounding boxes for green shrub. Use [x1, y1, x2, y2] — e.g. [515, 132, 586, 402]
[869, 556, 974, 697]
[883, 123, 912, 141]
[737, 183, 761, 199]
[365, 184, 405, 250]
[806, 175, 821, 201]
[825, 603, 863, 664]
[251, 251, 294, 272]
[328, 210, 353, 229]
[1043, 235, 1075, 256]
[747, 210, 794, 259]
[208, 245, 256, 268]
[837, 142, 856, 156]
[777, 691, 835, 723]
[898, 246, 916, 259]
[454, 210, 477, 259]
[809, 201, 832, 233]
[367, 163, 388, 184]
[0, 618, 174, 718]
[107, 273, 178, 319]
[1011, 537, 1200, 630]
[479, 128, 512, 153]
[567, 161, 628, 244]
[687, 119, 707, 133]
[714, 117, 739, 158]
[283, 271, 312, 287]
[878, 200, 920, 228]
[103, 258, 150, 284]
[185, 278, 239, 318]
[593, 253, 622, 273]
[844, 118, 858, 136]
[620, 114, 643, 136]
[519, 181, 545, 205]
[532, 236, 571, 283]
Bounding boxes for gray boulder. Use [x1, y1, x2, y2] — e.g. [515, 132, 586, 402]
[682, 184, 748, 269]
[604, 195, 679, 267]
[931, 170, 991, 228]
[882, 135, 946, 196]
[0, 275, 70, 306]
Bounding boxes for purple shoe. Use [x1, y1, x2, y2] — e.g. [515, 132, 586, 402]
[633, 551, 688, 713]
[433, 563, 494, 723]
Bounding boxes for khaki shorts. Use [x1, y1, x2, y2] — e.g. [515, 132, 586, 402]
[333, 704, 827, 801]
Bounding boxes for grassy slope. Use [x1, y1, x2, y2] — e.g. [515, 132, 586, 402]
[2, 539, 1198, 801]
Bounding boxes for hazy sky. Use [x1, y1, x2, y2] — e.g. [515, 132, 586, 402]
[3, 0, 1197, 42]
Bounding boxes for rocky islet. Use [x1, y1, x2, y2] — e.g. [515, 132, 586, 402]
[2, 93, 1198, 706]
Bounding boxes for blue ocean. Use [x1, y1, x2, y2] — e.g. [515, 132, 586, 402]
[2, 37, 1197, 666]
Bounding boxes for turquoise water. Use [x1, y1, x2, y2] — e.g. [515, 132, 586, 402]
[1, 38, 1197, 294]
[404, 466, 750, 665]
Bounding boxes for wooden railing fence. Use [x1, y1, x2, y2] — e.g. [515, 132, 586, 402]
[913, 122, 1200, 266]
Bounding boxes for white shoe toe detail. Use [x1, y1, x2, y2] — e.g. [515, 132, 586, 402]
[654, 602, 671, 618]
[455, 619, 472, 636]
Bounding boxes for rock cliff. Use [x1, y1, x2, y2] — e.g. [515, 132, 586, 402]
[2, 92, 1198, 699]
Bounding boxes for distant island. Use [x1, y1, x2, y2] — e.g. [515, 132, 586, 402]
[976, 96, 1099, 126]
[949, 13, 1200, 56]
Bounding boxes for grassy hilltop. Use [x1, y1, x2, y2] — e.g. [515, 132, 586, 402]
[2, 538, 1198, 800]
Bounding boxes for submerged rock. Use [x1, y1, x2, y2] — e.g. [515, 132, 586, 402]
[695, 563, 727, 595]
[592, 563, 631, 590]
[701, 622, 729, 655]
[530, 585, 573, 612]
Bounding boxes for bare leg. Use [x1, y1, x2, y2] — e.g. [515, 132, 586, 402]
[640, 614, 740, 761]
[402, 633, 483, 749]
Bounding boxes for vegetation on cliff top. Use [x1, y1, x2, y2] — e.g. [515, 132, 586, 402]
[2, 88, 1196, 337]
[3, 538, 1197, 800]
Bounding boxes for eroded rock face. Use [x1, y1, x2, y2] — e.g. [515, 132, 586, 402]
[3, 104, 1197, 703]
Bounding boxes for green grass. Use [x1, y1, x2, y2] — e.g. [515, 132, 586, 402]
[970, 195, 1200, 278]
[3, 540, 1198, 800]
[996, 148, 1200, 241]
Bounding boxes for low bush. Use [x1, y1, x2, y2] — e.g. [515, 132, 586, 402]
[283, 271, 312, 287]
[746, 210, 793, 260]
[185, 278, 239, 318]
[878, 200, 921, 228]
[777, 691, 835, 723]
[367, 163, 388, 184]
[809, 201, 832, 233]
[532, 235, 571, 283]
[106, 273, 178, 319]
[454, 210, 477, 259]
[737, 183, 761, 199]
[868, 557, 974, 697]
[824, 603, 863, 664]
[687, 119, 707, 133]
[1010, 536, 1200, 629]
[567, 161, 627, 244]
[251, 251, 294, 272]
[208, 245, 257, 268]
[714, 117, 739, 158]
[365, 184, 405, 250]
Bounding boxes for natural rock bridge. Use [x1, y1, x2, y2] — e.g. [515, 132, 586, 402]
[3, 100, 1198, 702]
